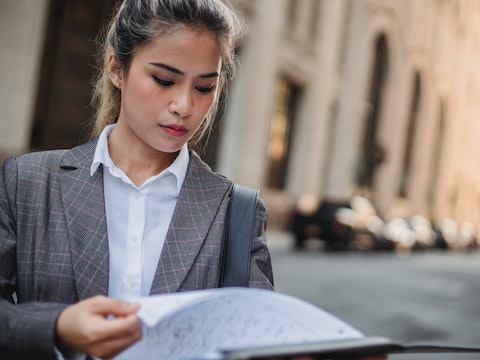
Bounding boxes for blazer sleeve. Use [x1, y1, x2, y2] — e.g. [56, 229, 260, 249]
[0, 157, 67, 359]
[248, 196, 275, 290]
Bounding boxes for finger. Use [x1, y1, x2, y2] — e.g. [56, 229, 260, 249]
[91, 313, 142, 342]
[89, 296, 140, 318]
[87, 314, 143, 359]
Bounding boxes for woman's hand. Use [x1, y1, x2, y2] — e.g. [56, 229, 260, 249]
[55, 295, 142, 359]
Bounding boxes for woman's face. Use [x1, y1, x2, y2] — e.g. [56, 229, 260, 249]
[109, 27, 222, 156]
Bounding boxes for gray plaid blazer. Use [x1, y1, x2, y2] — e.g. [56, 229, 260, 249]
[0, 138, 273, 359]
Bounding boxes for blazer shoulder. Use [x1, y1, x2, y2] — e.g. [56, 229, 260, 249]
[188, 150, 233, 187]
[2, 149, 67, 179]
[5, 138, 98, 171]
[13, 148, 66, 165]
[2, 139, 98, 186]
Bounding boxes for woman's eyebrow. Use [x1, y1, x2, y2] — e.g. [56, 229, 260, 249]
[149, 62, 219, 78]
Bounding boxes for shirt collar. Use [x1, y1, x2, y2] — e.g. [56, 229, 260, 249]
[90, 124, 189, 193]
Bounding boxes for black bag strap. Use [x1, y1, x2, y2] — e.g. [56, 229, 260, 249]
[220, 184, 259, 287]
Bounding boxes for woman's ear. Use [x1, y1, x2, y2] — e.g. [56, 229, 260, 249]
[107, 54, 123, 88]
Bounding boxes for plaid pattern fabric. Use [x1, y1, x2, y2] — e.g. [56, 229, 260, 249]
[0, 139, 273, 358]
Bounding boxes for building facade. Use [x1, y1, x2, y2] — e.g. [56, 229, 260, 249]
[2, 0, 480, 230]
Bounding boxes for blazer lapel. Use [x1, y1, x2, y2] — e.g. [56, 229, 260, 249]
[59, 140, 110, 300]
[150, 152, 230, 294]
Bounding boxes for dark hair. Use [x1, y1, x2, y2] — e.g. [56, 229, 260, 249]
[91, 0, 244, 143]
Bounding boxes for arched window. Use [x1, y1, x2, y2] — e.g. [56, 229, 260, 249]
[356, 34, 389, 189]
[398, 72, 422, 198]
[266, 77, 302, 190]
[427, 99, 446, 216]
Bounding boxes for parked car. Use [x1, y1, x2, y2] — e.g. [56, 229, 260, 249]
[437, 219, 477, 251]
[408, 215, 437, 249]
[290, 194, 351, 250]
[289, 194, 382, 251]
[380, 215, 449, 252]
[335, 196, 385, 251]
[381, 217, 417, 252]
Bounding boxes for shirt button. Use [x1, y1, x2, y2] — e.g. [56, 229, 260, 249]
[128, 279, 139, 288]
[131, 235, 139, 242]
[134, 192, 142, 200]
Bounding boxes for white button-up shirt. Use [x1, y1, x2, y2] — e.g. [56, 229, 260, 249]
[90, 124, 189, 299]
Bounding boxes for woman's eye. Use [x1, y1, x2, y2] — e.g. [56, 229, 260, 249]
[153, 76, 174, 87]
[196, 85, 214, 94]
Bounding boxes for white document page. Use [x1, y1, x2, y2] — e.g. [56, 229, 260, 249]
[116, 288, 364, 360]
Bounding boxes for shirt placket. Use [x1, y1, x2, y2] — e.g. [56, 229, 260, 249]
[123, 188, 146, 298]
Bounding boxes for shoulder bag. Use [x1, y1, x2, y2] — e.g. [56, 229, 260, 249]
[220, 184, 259, 287]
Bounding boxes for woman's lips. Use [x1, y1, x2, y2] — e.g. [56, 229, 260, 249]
[160, 124, 188, 137]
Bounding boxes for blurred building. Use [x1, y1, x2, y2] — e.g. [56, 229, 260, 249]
[1, 0, 480, 230]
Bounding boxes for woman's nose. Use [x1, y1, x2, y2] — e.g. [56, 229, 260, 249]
[169, 88, 193, 118]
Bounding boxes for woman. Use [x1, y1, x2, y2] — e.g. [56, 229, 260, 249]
[0, 0, 273, 358]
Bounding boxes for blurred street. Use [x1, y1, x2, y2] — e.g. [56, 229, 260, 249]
[267, 231, 480, 360]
